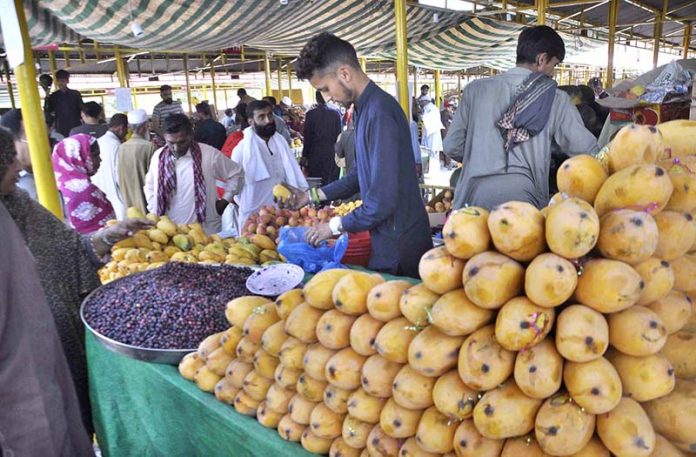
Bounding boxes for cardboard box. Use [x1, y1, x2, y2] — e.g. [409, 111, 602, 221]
[609, 100, 691, 125]
[428, 212, 447, 228]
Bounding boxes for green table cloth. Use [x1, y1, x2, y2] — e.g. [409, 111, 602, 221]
[87, 332, 316, 457]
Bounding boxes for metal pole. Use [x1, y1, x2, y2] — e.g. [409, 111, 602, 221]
[3, 59, 15, 109]
[114, 46, 127, 87]
[684, 22, 692, 59]
[394, 0, 410, 117]
[210, 59, 218, 110]
[183, 54, 193, 115]
[277, 58, 283, 98]
[606, 0, 619, 89]
[653, 0, 669, 68]
[287, 63, 293, 100]
[264, 52, 272, 97]
[457, 73, 462, 94]
[48, 49, 57, 90]
[537, 0, 547, 24]
[434, 70, 442, 108]
[10, 0, 62, 217]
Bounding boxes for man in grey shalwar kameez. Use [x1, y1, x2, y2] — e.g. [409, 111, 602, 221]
[0, 202, 94, 457]
[444, 26, 599, 210]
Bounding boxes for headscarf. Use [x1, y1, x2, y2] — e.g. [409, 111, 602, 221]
[156, 140, 206, 222]
[497, 72, 558, 163]
[52, 133, 115, 233]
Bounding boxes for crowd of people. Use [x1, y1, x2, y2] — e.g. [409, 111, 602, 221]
[0, 24, 606, 455]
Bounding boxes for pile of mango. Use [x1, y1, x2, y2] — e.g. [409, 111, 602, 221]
[333, 200, 363, 217]
[179, 120, 696, 457]
[99, 208, 281, 284]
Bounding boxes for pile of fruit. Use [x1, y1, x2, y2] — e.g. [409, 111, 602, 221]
[333, 200, 363, 217]
[425, 190, 454, 214]
[291, 138, 304, 149]
[179, 120, 696, 456]
[99, 208, 280, 284]
[241, 205, 335, 238]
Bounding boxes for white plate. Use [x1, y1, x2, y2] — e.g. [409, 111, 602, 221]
[246, 263, 305, 296]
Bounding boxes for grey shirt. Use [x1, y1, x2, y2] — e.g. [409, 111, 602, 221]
[444, 67, 599, 210]
[274, 115, 292, 145]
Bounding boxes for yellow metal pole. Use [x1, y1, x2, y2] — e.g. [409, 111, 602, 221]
[394, 0, 410, 117]
[537, 0, 547, 24]
[210, 60, 218, 110]
[183, 54, 193, 115]
[277, 58, 283, 98]
[434, 70, 441, 108]
[683, 23, 692, 59]
[264, 52, 272, 97]
[413, 66, 417, 96]
[653, 0, 669, 68]
[606, 0, 619, 89]
[48, 49, 57, 90]
[114, 46, 127, 88]
[359, 57, 367, 72]
[3, 59, 15, 109]
[287, 63, 293, 100]
[457, 73, 462, 94]
[10, 0, 62, 217]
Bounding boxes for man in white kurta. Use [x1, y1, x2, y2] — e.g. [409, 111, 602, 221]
[93, 114, 128, 219]
[144, 114, 243, 233]
[419, 96, 444, 159]
[232, 100, 308, 228]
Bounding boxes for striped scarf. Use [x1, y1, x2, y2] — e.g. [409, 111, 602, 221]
[497, 72, 557, 166]
[157, 141, 206, 222]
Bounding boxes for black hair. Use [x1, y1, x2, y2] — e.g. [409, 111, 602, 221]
[160, 84, 172, 92]
[296, 32, 360, 80]
[246, 100, 273, 120]
[420, 84, 429, 91]
[588, 77, 602, 88]
[263, 96, 277, 106]
[0, 109, 23, 138]
[237, 88, 247, 96]
[109, 113, 128, 128]
[224, 108, 233, 116]
[39, 74, 53, 87]
[81, 101, 103, 119]
[315, 90, 325, 105]
[516, 25, 565, 65]
[163, 113, 193, 134]
[55, 69, 70, 80]
[195, 102, 212, 117]
[235, 103, 248, 125]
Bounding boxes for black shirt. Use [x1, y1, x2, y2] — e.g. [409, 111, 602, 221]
[46, 89, 83, 137]
[194, 119, 227, 151]
[69, 124, 109, 138]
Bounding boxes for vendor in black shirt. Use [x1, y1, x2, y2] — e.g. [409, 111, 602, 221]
[45, 69, 83, 137]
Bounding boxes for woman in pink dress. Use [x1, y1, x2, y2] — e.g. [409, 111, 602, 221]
[52, 133, 115, 233]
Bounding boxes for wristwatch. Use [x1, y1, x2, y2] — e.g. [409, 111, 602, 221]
[329, 216, 343, 236]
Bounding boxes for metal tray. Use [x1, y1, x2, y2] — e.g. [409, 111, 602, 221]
[81, 271, 194, 365]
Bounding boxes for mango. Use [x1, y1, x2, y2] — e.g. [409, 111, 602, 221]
[156, 217, 178, 237]
[487, 201, 546, 261]
[432, 370, 478, 421]
[252, 349, 279, 379]
[607, 123, 665, 173]
[304, 269, 352, 310]
[214, 377, 240, 405]
[342, 415, 373, 449]
[556, 304, 608, 362]
[373, 317, 419, 364]
[274, 364, 301, 391]
[284, 302, 323, 343]
[197, 331, 223, 359]
[261, 321, 288, 357]
[274, 288, 304, 319]
[194, 365, 222, 392]
[361, 354, 402, 399]
[296, 373, 327, 403]
[418, 246, 465, 294]
[644, 378, 696, 453]
[301, 429, 333, 454]
[225, 296, 271, 327]
[657, 119, 696, 158]
[349, 314, 384, 357]
[672, 254, 696, 293]
[172, 233, 192, 251]
[473, 381, 542, 440]
[257, 401, 283, 428]
[225, 360, 253, 389]
[525, 253, 577, 307]
[366, 425, 401, 457]
[594, 164, 673, 217]
[647, 290, 692, 334]
[575, 259, 642, 313]
[278, 413, 306, 441]
[329, 438, 360, 457]
[534, 393, 595, 456]
[452, 420, 504, 457]
[597, 397, 655, 456]
[495, 297, 555, 351]
[316, 309, 356, 350]
[461, 251, 524, 309]
[514, 338, 563, 399]
[458, 325, 515, 391]
[392, 365, 435, 410]
[333, 271, 385, 315]
[278, 337, 308, 371]
[430, 288, 494, 336]
[546, 197, 600, 259]
[606, 350, 675, 402]
[408, 326, 464, 378]
[557, 154, 608, 204]
[243, 303, 280, 343]
[597, 210, 658, 264]
[325, 348, 366, 391]
[126, 206, 145, 219]
[288, 394, 317, 425]
[178, 352, 205, 380]
[323, 384, 352, 414]
[608, 306, 667, 356]
[347, 388, 386, 424]
[366, 280, 411, 322]
[563, 357, 622, 414]
[303, 343, 336, 382]
[442, 206, 490, 260]
[654, 211, 696, 261]
[399, 283, 440, 326]
[309, 402, 344, 440]
[206, 347, 235, 377]
[665, 166, 696, 213]
[661, 330, 696, 378]
[635, 257, 675, 305]
[415, 406, 458, 453]
[400, 436, 443, 457]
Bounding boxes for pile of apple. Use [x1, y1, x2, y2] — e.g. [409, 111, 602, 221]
[242, 205, 336, 240]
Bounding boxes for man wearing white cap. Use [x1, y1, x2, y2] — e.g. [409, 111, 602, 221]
[118, 109, 156, 213]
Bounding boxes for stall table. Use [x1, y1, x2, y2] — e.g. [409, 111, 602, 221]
[87, 332, 315, 457]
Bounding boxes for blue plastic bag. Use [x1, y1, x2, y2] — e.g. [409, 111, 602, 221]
[277, 226, 349, 273]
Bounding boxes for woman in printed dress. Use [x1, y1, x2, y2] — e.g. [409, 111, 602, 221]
[52, 133, 115, 234]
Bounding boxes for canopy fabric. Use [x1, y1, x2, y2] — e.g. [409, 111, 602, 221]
[372, 17, 601, 71]
[15, 0, 467, 54]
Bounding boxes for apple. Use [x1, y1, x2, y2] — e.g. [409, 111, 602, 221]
[317, 209, 328, 221]
[259, 208, 270, 217]
[307, 208, 317, 218]
[260, 214, 273, 225]
[288, 217, 299, 227]
[256, 225, 267, 235]
[276, 217, 287, 226]
[267, 226, 277, 237]
[248, 223, 258, 233]
[299, 207, 309, 217]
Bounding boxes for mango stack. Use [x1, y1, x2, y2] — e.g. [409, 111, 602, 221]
[98, 208, 280, 284]
[180, 121, 696, 456]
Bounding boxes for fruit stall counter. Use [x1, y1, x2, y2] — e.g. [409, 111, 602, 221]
[86, 331, 316, 457]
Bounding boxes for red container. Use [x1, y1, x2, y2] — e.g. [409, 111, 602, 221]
[342, 231, 371, 267]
